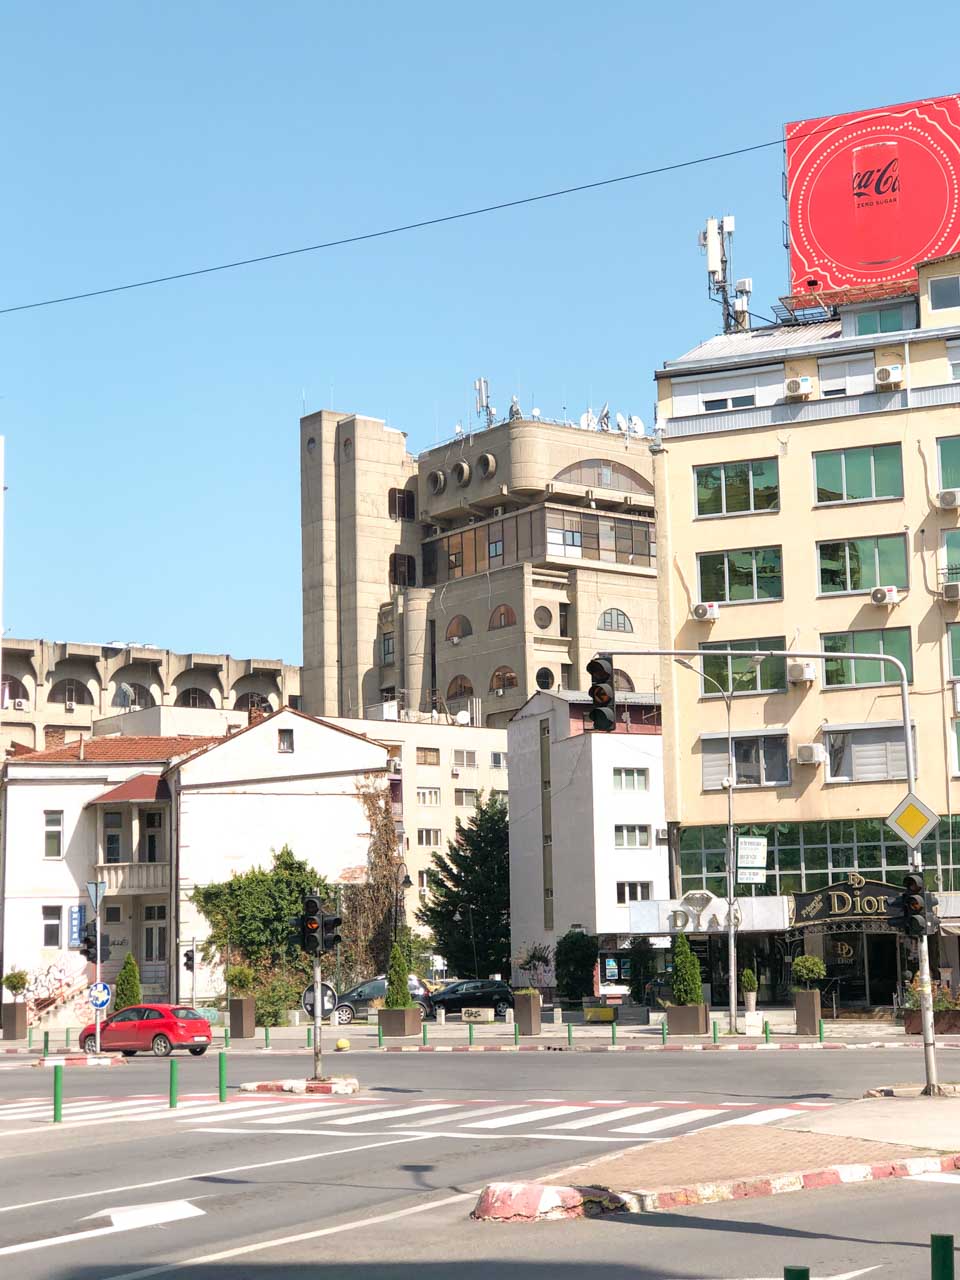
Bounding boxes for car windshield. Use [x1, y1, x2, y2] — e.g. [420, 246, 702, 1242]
[171, 1007, 205, 1020]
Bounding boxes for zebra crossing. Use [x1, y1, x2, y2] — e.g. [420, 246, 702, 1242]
[0, 1091, 833, 1141]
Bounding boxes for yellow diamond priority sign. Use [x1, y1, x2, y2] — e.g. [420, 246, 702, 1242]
[886, 791, 940, 849]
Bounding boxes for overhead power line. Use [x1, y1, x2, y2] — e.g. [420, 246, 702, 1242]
[0, 128, 811, 317]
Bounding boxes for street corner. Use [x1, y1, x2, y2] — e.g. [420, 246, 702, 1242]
[31, 1054, 124, 1068]
[240, 1075, 359, 1094]
[471, 1181, 636, 1223]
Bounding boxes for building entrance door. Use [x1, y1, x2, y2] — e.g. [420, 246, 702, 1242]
[866, 934, 898, 1006]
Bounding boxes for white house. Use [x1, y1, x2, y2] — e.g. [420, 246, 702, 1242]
[507, 691, 668, 992]
[0, 708, 388, 1029]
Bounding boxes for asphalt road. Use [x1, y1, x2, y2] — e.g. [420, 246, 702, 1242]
[0, 1046, 952, 1279]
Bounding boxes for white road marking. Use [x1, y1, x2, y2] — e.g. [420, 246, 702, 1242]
[194, 1126, 644, 1144]
[465, 1105, 585, 1129]
[0, 1198, 204, 1257]
[714, 1108, 799, 1127]
[908, 1172, 960, 1183]
[548, 1106, 658, 1130]
[247, 1105, 346, 1125]
[400, 1104, 528, 1126]
[179, 1101, 329, 1124]
[324, 1103, 455, 1125]
[613, 1108, 726, 1133]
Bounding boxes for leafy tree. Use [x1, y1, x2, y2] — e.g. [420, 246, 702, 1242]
[792, 954, 826, 989]
[338, 785, 403, 986]
[396, 923, 434, 978]
[626, 937, 656, 1004]
[226, 965, 255, 996]
[416, 793, 509, 978]
[670, 933, 703, 1006]
[192, 846, 329, 981]
[114, 954, 141, 1010]
[1, 970, 27, 1002]
[554, 930, 599, 1000]
[385, 942, 412, 1008]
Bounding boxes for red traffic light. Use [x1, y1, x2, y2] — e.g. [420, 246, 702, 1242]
[305, 919, 320, 932]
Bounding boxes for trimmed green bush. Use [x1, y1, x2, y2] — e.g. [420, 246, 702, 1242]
[792, 955, 826, 989]
[254, 976, 302, 1027]
[670, 934, 702, 1006]
[385, 942, 412, 1009]
[1, 970, 27, 1001]
[114, 954, 142, 1010]
[226, 965, 255, 995]
[740, 967, 758, 994]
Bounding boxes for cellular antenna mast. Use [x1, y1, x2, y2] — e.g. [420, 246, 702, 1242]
[474, 377, 495, 428]
[699, 215, 752, 334]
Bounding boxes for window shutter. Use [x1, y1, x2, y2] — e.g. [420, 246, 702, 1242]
[388, 488, 398, 519]
[701, 739, 728, 791]
[849, 726, 909, 781]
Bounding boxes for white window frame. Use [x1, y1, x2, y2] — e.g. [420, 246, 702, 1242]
[613, 767, 649, 792]
[44, 810, 63, 860]
[696, 546, 783, 605]
[416, 787, 441, 807]
[452, 749, 477, 769]
[693, 457, 780, 518]
[616, 881, 651, 905]
[700, 732, 790, 790]
[823, 721, 915, 784]
[947, 340, 960, 382]
[614, 824, 650, 848]
[930, 275, 960, 312]
[671, 365, 784, 417]
[454, 788, 478, 807]
[812, 444, 904, 506]
[699, 637, 787, 697]
[818, 355, 875, 398]
[278, 728, 294, 754]
[490, 751, 507, 769]
[42, 905, 62, 948]
[417, 827, 442, 846]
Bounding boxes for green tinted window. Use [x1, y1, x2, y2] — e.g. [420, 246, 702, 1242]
[723, 462, 751, 513]
[695, 467, 722, 516]
[699, 637, 786, 697]
[819, 535, 907, 592]
[940, 437, 960, 489]
[751, 458, 779, 510]
[727, 549, 756, 601]
[814, 445, 902, 503]
[698, 548, 782, 603]
[946, 531, 960, 584]
[698, 553, 725, 601]
[877, 534, 907, 586]
[873, 445, 903, 498]
[754, 547, 783, 599]
[694, 458, 779, 516]
[821, 627, 912, 686]
[843, 448, 873, 501]
[815, 453, 844, 503]
[951, 625, 960, 679]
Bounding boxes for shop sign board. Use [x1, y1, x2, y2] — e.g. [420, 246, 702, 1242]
[791, 875, 897, 927]
[737, 837, 768, 884]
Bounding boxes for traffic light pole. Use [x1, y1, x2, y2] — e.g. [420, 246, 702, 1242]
[94, 905, 102, 1055]
[601, 645, 940, 1094]
[312, 953, 323, 1081]
[191, 936, 197, 1010]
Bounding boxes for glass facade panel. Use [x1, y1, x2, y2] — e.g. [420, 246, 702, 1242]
[699, 553, 726, 601]
[874, 445, 903, 498]
[941, 437, 960, 490]
[844, 448, 873, 501]
[816, 453, 843, 503]
[695, 466, 723, 515]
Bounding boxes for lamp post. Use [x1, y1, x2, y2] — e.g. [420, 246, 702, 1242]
[393, 862, 413, 942]
[675, 658, 737, 1036]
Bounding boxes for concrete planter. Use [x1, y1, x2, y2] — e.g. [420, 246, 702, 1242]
[229, 997, 256, 1039]
[744, 991, 757, 1014]
[794, 988, 821, 1036]
[904, 1009, 960, 1034]
[378, 1007, 420, 1037]
[2, 1003, 26, 1041]
[666, 1004, 709, 1036]
[515, 992, 541, 1036]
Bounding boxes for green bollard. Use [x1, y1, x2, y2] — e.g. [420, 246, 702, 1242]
[377, 1021, 384, 1048]
[514, 1021, 520, 1046]
[931, 1234, 955, 1280]
[567, 1021, 573, 1048]
[661, 1020, 668, 1045]
[765, 1020, 772, 1044]
[224, 1027, 231, 1050]
[218, 1050, 227, 1103]
[53, 1064, 63, 1124]
[818, 1018, 824, 1043]
[264, 1025, 271, 1050]
[169, 1057, 179, 1109]
[28, 1027, 33, 1050]
[611, 1021, 617, 1046]
[43, 1030, 49, 1058]
[422, 1021, 428, 1046]
[468, 1022, 474, 1047]
[64, 1028, 71, 1050]
[712, 1020, 719, 1044]
[307, 1025, 313, 1050]
[783, 1269, 810, 1280]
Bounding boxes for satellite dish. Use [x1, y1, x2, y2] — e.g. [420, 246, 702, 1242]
[615, 413, 628, 433]
[629, 415, 645, 434]
[596, 403, 610, 431]
[531, 407, 541, 419]
[454, 422, 463, 436]
[509, 396, 522, 421]
[578, 412, 591, 430]
[455, 709, 471, 725]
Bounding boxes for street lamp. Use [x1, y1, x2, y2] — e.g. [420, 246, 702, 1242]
[393, 862, 413, 942]
[453, 903, 480, 978]
[675, 658, 738, 1037]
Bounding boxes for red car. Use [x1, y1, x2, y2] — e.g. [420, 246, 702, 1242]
[81, 1004, 212, 1057]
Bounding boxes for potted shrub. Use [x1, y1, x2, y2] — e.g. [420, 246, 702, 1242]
[740, 967, 758, 1014]
[227, 964, 257, 1039]
[902, 980, 960, 1034]
[513, 987, 542, 1036]
[2, 970, 28, 1041]
[378, 943, 420, 1037]
[792, 954, 826, 1035]
[666, 934, 708, 1035]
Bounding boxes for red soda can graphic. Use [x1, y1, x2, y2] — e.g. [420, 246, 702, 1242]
[852, 141, 901, 266]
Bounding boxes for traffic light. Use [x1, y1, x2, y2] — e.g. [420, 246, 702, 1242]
[183, 949, 195, 973]
[321, 914, 343, 953]
[302, 893, 322, 955]
[894, 875, 928, 937]
[79, 922, 97, 963]
[99, 933, 111, 962]
[586, 653, 616, 731]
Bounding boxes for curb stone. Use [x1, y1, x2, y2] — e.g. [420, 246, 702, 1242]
[239, 1076, 359, 1095]
[382, 1041, 960, 1054]
[471, 1153, 960, 1221]
[32, 1055, 123, 1068]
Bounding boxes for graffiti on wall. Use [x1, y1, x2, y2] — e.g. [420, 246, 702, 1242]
[24, 955, 92, 1026]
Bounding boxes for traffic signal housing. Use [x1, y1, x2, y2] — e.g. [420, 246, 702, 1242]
[302, 893, 322, 955]
[321, 914, 343, 953]
[586, 653, 616, 732]
[79, 922, 97, 963]
[895, 875, 930, 937]
[183, 949, 195, 973]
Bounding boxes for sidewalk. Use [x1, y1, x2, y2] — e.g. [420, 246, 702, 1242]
[473, 1095, 960, 1220]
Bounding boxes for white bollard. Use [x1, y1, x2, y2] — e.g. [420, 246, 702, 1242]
[436, 1006, 446, 1026]
[504, 1008, 514, 1025]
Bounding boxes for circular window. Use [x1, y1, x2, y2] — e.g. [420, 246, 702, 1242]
[478, 452, 497, 479]
[428, 469, 447, 495]
[306, 436, 317, 453]
[453, 460, 471, 487]
[534, 606, 552, 630]
[535, 667, 555, 690]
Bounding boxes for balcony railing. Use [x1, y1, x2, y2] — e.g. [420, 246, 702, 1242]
[95, 861, 170, 895]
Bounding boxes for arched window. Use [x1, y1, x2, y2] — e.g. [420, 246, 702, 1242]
[489, 666, 519, 692]
[2, 676, 28, 706]
[175, 687, 215, 709]
[446, 675, 474, 701]
[445, 615, 473, 642]
[235, 691, 273, 712]
[598, 607, 633, 633]
[488, 604, 517, 630]
[49, 679, 94, 706]
[553, 459, 651, 494]
[111, 682, 155, 709]
[613, 669, 635, 693]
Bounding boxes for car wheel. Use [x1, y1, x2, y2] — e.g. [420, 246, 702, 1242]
[188, 1046, 207, 1056]
[494, 1000, 510, 1018]
[82, 1035, 97, 1054]
[336, 1006, 354, 1025]
[151, 1034, 172, 1057]
[121, 1050, 138, 1057]
[415, 1002, 428, 1021]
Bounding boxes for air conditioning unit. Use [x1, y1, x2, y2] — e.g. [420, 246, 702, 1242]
[65, 701, 76, 713]
[940, 489, 960, 510]
[451, 636, 461, 646]
[953, 682, 960, 717]
[692, 601, 720, 622]
[494, 688, 505, 697]
[655, 828, 669, 843]
[388, 757, 402, 772]
[875, 363, 903, 388]
[871, 585, 901, 607]
[785, 375, 813, 400]
[492, 505, 505, 517]
[545, 482, 557, 495]
[943, 581, 960, 602]
[787, 661, 817, 685]
[451, 767, 461, 778]
[427, 524, 441, 536]
[12, 699, 25, 711]
[796, 742, 827, 766]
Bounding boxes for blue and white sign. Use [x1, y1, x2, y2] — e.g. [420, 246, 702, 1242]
[89, 982, 111, 1010]
[68, 905, 86, 949]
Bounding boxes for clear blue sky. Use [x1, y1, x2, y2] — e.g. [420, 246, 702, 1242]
[1, 4, 952, 663]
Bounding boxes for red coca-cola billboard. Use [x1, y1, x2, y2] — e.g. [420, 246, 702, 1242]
[786, 94, 960, 305]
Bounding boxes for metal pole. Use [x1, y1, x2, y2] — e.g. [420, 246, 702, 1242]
[724, 688, 737, 1036]
[469, 904, 479, 979]
[218, 1050, 227, 1103]
[312, 952, 322, 1081]
[169, 1057, 178, 1108]
[53, 1064, 63, 1123]
[94, 900, 102, 1055]
[191, 935, 197, 1009]
[931, 1234, 955, 1280]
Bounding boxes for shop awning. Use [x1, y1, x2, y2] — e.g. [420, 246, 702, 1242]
[939, 922, 960, 936]
[87, 773, 170, 806]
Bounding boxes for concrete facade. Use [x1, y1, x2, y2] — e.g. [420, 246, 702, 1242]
[300, 409, 659, 728]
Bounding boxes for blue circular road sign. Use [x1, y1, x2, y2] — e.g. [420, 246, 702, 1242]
[89, 982, 111, 1010]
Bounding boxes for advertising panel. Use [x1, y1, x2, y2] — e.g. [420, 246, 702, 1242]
[786, 94, 960, 305]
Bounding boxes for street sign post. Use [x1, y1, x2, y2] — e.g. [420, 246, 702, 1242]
[84, 880, 107, 1053]
[300, 982, 337, 1020]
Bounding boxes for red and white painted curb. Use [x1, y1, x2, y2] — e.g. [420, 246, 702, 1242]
[240, 1076, 359, 1095]
[32, 1054, 123, 1068]
[472, 1153, 960, 1221]
[383, 1040, 960, 1053]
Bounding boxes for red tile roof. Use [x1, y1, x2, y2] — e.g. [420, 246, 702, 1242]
[13, 736, 224, 764]
[88, 773, 172, 804]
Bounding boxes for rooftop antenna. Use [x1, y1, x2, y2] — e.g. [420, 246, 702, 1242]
[698, 215, 751, 334]
[508, 395, 522, 421]
[474, 378, 495, 428]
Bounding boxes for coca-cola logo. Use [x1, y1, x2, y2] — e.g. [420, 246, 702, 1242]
[853, 158, 901, 200]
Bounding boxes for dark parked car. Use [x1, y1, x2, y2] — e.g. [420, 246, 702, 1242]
[334, 974, 433, 1024]
[430, 979, 514, 1018]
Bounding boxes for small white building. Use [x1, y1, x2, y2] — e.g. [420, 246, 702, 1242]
[0, 708, 388, 1028]
[507, 691, 667, 992]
